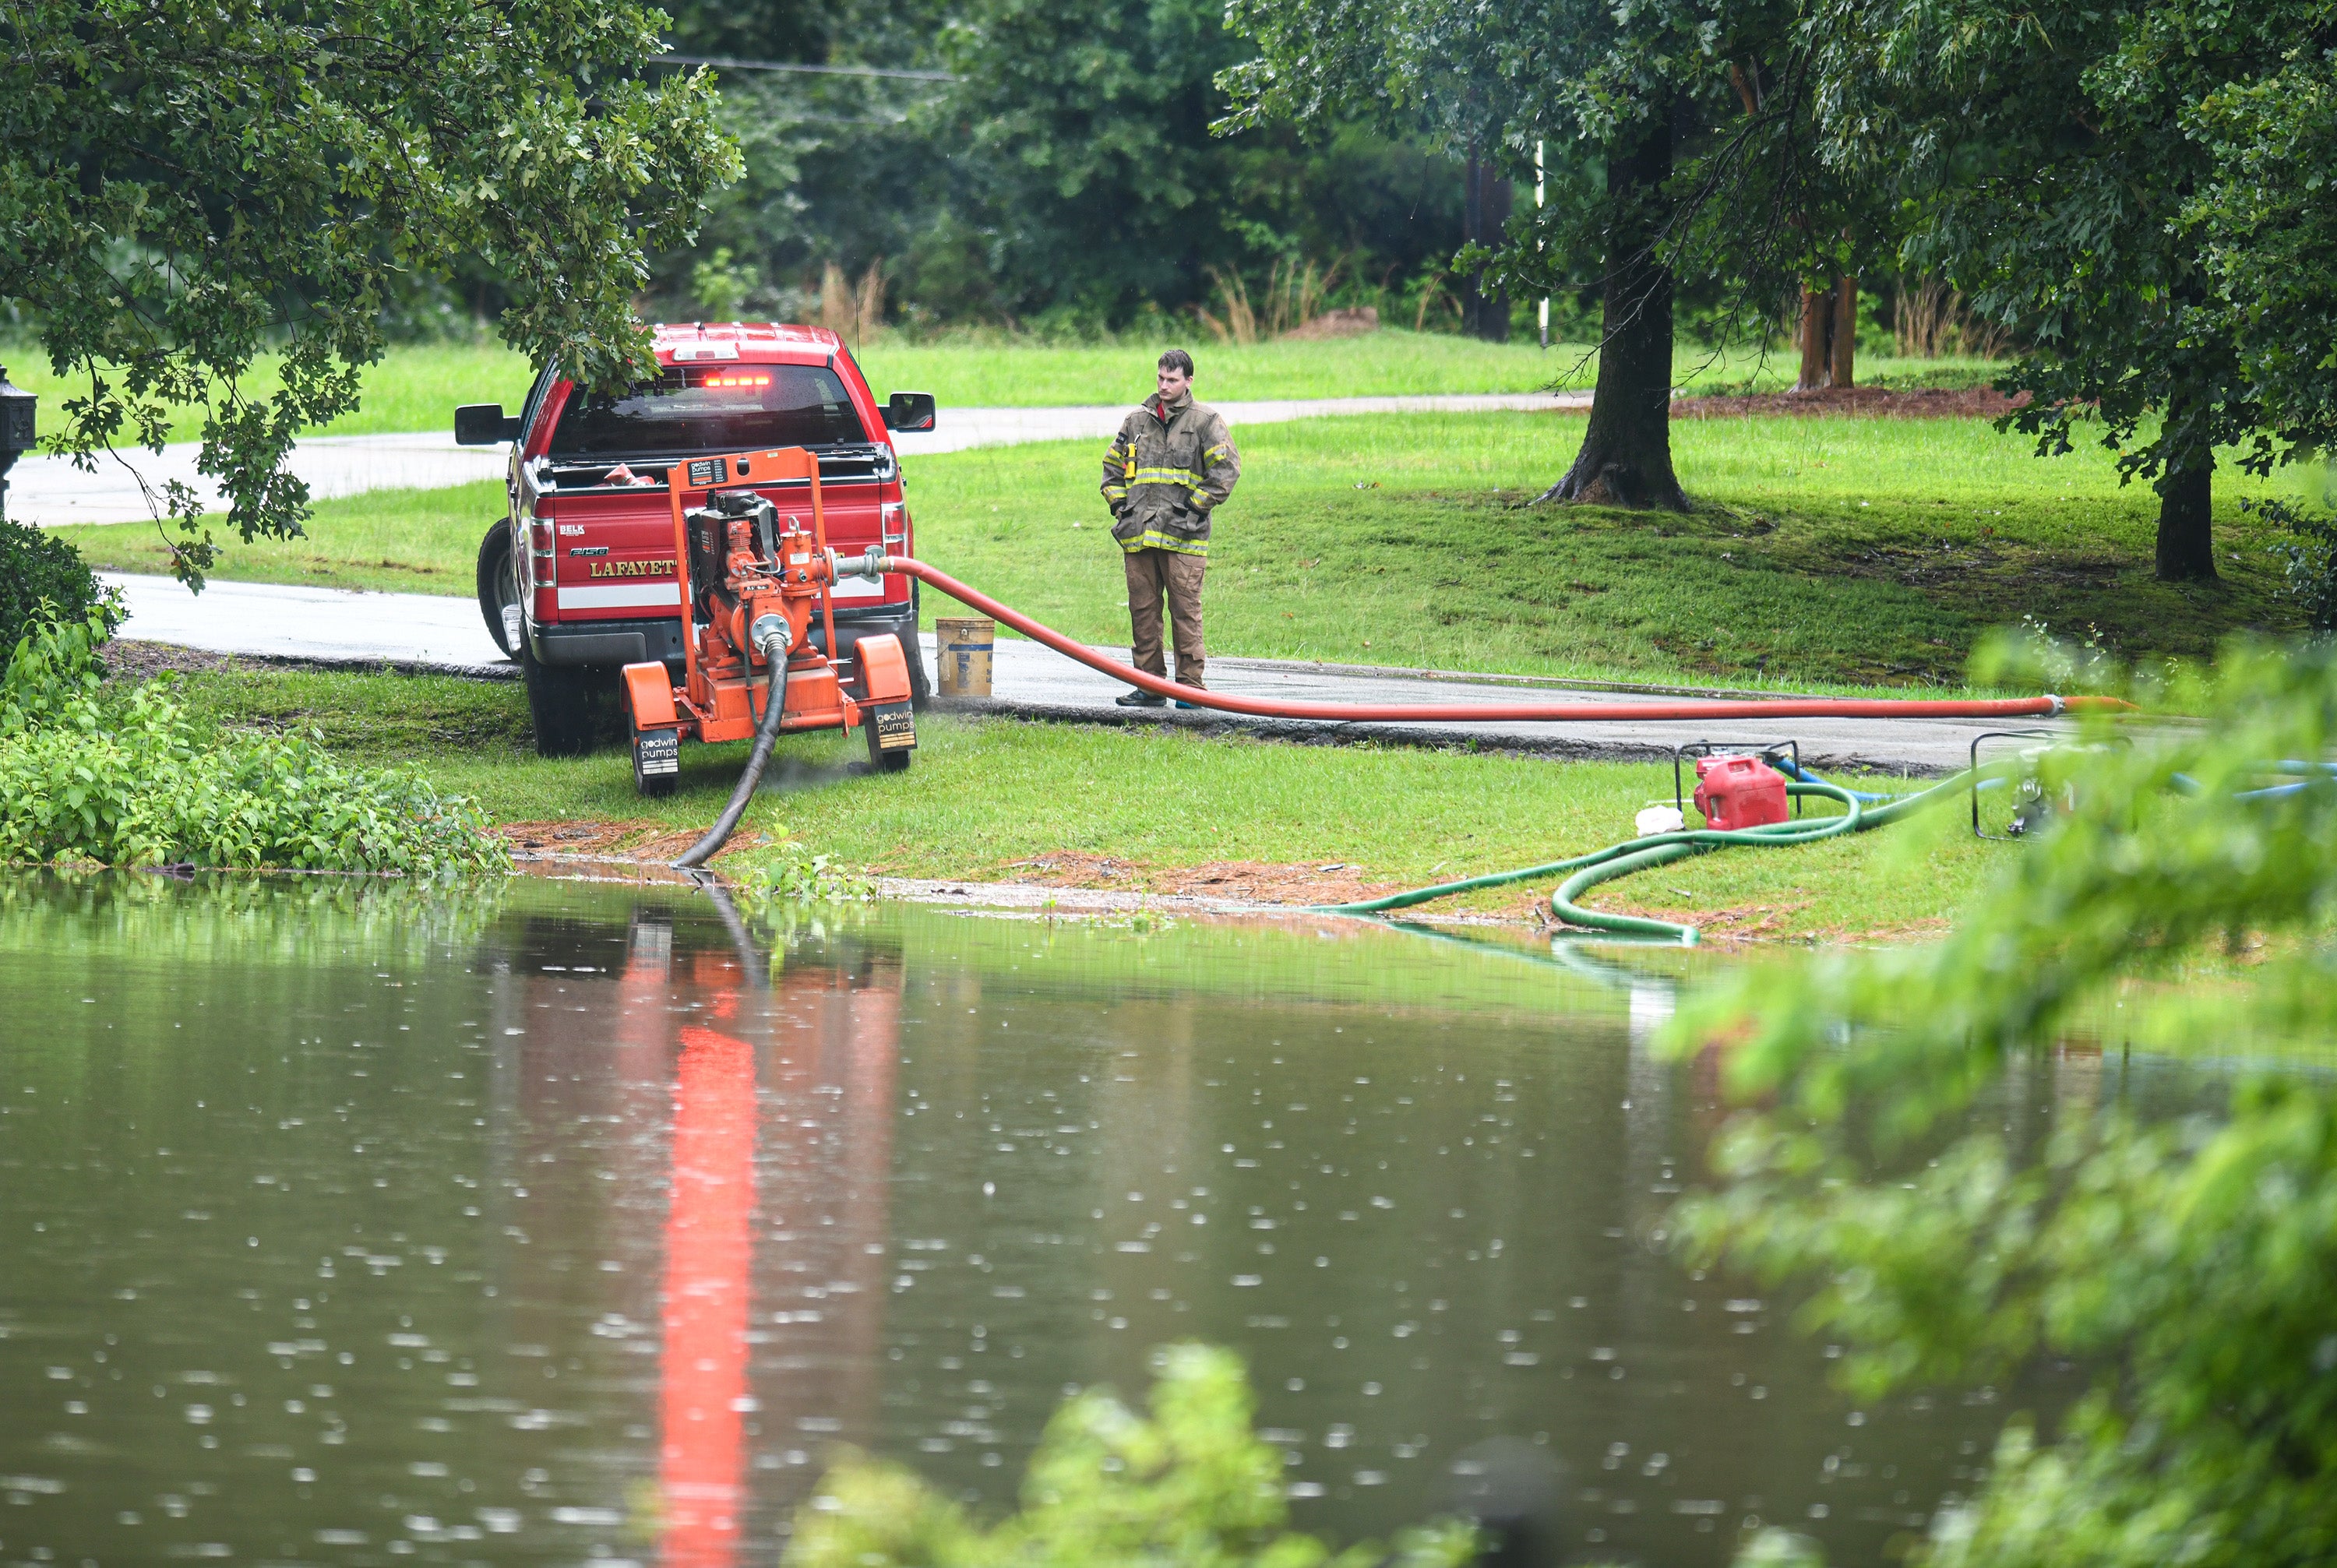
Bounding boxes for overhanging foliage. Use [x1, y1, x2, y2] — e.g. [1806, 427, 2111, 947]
[1677, 636, 2337, 1567]
[2, 0, 741, 585]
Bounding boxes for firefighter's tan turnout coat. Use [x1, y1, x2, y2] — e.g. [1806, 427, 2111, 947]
[1100, 393, 1240, 555]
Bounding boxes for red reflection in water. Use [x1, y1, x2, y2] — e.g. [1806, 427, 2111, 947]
[661, 1018, 758, 1568]
[647, 948, 902, 1568]
[770, 977, 899, 1424]
[547, 921, 907, 1568]
[493, 910, 904, 1564]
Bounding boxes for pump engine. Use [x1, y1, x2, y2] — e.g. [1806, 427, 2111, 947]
[687, 489, 812, 682]
[619, 446, 916, 804]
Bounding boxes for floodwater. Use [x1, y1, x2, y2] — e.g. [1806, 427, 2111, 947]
[0, 872, 2136, 1566]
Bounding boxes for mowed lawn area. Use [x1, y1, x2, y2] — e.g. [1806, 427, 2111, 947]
[62, 408, 2308, 690]
[7, 331, 1578, 444]
[5, 330, 1997, 442]
[164, 664, 2013, 943]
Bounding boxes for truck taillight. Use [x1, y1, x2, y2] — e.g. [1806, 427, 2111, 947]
[528, 520, 555, 561]
[880, 502, 908, 548]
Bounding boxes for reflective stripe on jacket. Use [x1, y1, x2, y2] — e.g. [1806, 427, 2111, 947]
[1100, 394, 1240, 555]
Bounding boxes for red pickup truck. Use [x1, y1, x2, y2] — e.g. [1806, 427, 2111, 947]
[456, 322, 935, 755]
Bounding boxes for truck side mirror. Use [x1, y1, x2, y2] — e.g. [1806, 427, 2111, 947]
[882, 392, 937, 434]
[455, 403, 525, 446]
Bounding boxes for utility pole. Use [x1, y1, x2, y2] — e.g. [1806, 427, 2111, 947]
[1535, 141, 1549, 350]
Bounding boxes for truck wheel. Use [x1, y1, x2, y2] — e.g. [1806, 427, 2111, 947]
[905, 634, 932, 710]
[476, 523, 520, 657]
[522, 643, 601, 757]
[630, 714, 679, 798]
[907, 585, 932, 709]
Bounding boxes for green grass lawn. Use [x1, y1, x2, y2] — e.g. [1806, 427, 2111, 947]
[851, 337, 1999, 405]
[164, 663, 2010, 943]
[9, 333, 1574, 445]
[6, 342, 538, 447]
[908, 411, 2307, 687]
[5, 330, 2003, 445]
[65, 409, 2310, 691]
[862, 330, 1595, 404]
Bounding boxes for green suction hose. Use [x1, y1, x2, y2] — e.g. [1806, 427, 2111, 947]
[1553, 780, 1866, 943]
[1549, 841, 1711, 943]
[1319, 770, 1978, 944]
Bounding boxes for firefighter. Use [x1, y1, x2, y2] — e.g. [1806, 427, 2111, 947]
[1100, 348, 1241, 706]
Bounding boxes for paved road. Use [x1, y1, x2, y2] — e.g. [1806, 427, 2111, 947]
[106, 573, 517, 678]
[104, 571, 2067, 775]
[18, 393, 1584, 527]
[16, 432, 511, 528]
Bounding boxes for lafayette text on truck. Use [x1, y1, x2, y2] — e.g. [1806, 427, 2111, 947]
[456, 322, 937, 756]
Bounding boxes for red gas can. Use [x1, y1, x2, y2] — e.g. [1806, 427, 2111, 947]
[1693, 754, 1790, 830]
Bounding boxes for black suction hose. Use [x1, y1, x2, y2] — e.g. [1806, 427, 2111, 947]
[672, 644, 791, 869]
[685, 872, 770, 990]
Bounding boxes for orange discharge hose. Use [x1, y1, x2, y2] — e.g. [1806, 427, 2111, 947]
[874, 555, 2131, 724]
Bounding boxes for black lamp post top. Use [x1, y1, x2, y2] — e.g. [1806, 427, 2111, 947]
[0, 367, 33, 456]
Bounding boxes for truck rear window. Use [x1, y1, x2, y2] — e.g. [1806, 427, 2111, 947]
[547, 365, 869, 456]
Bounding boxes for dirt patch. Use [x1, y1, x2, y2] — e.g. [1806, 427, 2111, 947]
[496, 819, 769, 863]
[97, 639, 520, 685]
[1579, 896, 1957, 946]
[987, 850, 1405, 907]
[625, 825, 770, 863]
[485, 823, 1917, 942]
[1817, 915, 1956, 946]
[99, 640, 261, 681]
[1671, 385, 2029, 420]
[499, 819, 654, 854]
[1826, 540, 2122, 593]
[1616, 898, 1817, 943]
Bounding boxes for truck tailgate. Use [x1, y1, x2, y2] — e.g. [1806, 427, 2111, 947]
[535, 448, 908, 620]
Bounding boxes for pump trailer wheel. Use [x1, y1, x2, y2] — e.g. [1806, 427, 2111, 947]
[630, 713, 680, 798]
[866, 722, 913, 773]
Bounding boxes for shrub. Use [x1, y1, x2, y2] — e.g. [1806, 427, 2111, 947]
[2256, 495, 2337, 632]
[0, 711, 506, 873]
[2, 601, 111, 735]
[1676, 639, 2337, 1568]
[0, 604, 505, 875]
[0, 519, 111, 654]
[748, 840, 875, 904]
[784, 1344, 1476, 1568]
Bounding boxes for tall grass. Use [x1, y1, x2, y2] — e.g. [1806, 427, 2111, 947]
[1195, 258, 1353, 344]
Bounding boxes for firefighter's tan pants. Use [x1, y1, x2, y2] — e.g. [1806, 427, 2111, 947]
[1123, 547, 1206, 689]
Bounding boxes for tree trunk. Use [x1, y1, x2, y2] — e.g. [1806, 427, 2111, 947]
[1462, 154, 1512, 344]
[2155, 386, 2217, 581]
[1540, 114, 1684, 509]
[1830, 273, 1857, 389]
[1463, 149, 1486, 335]
[1482, 171, 1512, 344]
[1795, 285, 1831, 391]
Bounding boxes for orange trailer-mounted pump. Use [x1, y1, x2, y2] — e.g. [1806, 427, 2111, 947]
[619, 445, 915, 810]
